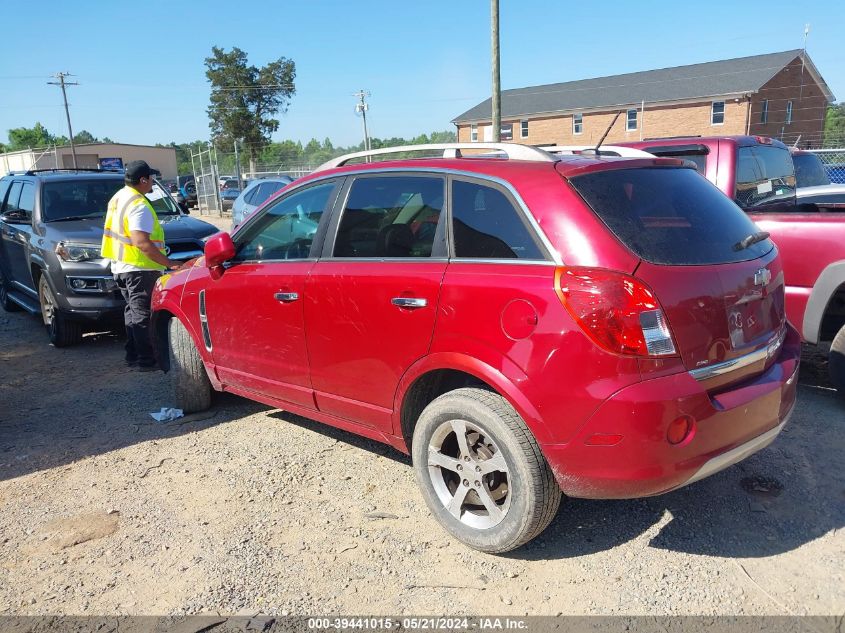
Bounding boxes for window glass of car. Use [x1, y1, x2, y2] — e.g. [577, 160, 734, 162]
[0, 179, 11, 208]
[450, 180, 544, 260]
[570, 167, 772, 265]
[735, 146, 796, 208]
[243, 184, 261, 205]
[4, 182, 23, 215]
[671, 153, 707, 173]
[333, 175, 444, 258]
[254, 181, 285, 206]
[41, 179, 123, 221]
[145, 182, 181, 215]
[234, 181, 335, 262]
[792, 152, 831, 187]
[18, 183, 35, 217]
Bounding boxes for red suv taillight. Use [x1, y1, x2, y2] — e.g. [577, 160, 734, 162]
[554, 267, 677, 357]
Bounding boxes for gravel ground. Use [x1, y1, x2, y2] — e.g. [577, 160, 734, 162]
[0, 219, 843, 617]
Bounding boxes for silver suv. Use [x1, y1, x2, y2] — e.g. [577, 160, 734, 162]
[0, 169, 219, 346]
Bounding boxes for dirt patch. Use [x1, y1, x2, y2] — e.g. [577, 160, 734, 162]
[35, 512, 120, 552]
[0, 295, 843, 616]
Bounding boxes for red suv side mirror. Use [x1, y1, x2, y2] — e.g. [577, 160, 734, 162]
[204, 232, 236, 268]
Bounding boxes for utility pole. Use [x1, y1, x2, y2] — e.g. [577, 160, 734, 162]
[47, 72, 79, 169]
[491, 0, 501, 142]
[234, 139, 242, 190]
[354, 90, 372, 159]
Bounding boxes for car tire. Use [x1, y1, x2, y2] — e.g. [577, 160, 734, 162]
[38, 276, 82, 347]
[829, 324, 845, 397]
[169, 318, 212, 413]
[0, 269, 21, 312]
[411, 387, 561, 553]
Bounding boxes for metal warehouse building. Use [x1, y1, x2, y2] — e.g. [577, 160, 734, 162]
[0, 143, 178, 180]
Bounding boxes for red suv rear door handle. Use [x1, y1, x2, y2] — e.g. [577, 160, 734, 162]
[391, 297, 427, 309]
[274, 292, 299, 303]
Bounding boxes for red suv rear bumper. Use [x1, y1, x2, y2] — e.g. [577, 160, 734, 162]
[541, 325, 801, 499]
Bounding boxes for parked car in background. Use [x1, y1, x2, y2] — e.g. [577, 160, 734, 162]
[163, 181, 188, 212]
[791, 148, 845, 207]
[230, 175, 293, 229]
[220, 179, 241, 192]
[152, 143, 798, 553]
[792, 149, 832, 188]
[178, 175, 197, 209]
[0, 169, 219, 346]
[620, 135, 845, 395]
[220, 187, 240, 210]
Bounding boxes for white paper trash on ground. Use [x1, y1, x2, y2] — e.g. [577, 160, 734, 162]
[150, 407, 184, 422]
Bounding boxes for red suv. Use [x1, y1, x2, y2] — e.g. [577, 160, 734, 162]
[151, 143, 799, 553]
[622, 136, 845, 394]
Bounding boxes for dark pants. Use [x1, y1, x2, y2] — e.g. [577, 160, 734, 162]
[114, 271, 161, 368]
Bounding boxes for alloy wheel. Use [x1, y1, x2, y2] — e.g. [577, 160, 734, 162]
[426, 418, 511, 529]
[39, 278, 56, 326]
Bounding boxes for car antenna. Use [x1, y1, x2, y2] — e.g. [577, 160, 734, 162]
[791, 134, 802, 149]
[593, 111, 623, 154]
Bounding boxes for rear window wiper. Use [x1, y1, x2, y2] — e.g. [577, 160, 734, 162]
[734, 231, 770, 251]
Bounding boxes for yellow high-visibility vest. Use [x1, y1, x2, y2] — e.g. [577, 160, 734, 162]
[100, 186, 166, 270]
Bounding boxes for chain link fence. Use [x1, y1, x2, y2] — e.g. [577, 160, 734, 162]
[189, 145, 222, 216]
[807, 149, 845, 184]
[244, 164, 315, 181]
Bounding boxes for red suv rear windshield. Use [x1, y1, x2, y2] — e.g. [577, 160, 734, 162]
[569, 167, 773, 265]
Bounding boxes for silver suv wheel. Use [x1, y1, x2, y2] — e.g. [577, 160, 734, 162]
[412, 387, 561, 553]
[426, 418, 511, 529]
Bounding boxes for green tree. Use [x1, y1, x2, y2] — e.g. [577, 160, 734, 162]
[429, 129, 457, 143]
[73, 130, 98, 144]
[205, 46, 296, 174]
[824, 103, 845, 147]
[6, 122, 54, 151]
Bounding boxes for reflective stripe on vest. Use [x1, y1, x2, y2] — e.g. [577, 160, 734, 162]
[100, 187, 166, 270]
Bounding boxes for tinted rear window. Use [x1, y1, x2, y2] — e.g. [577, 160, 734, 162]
[569, 167, 773, 265]
[735, 146, 796, 208]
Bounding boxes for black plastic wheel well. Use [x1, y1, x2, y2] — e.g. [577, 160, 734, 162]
[820, 284, 845, 342]
[400, 369, 492, 451]
[30, 264, 43, 285]
[151, 310, 173, 372]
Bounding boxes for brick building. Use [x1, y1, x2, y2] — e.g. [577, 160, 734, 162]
[452, 50, 834, 148]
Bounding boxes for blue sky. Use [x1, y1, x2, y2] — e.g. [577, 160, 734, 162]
[0, 0, 843, 149]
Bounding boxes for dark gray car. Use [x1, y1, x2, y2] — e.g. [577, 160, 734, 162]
[0, 169, 219, 346]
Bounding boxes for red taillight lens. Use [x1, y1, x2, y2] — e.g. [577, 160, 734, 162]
[555, 267, 677, 357]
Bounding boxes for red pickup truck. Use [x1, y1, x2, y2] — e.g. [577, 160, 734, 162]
[622, 135, 845, 395]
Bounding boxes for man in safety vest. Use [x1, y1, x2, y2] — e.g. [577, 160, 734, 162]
[101, 160, 180, 371]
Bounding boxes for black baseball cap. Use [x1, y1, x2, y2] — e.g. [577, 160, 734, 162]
[124, 160, 157, 180]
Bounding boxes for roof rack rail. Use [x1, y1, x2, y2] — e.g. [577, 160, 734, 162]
[538, 145, 655, 158]
[23, 167, 123, 176]
[314, 142, 554, 172]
